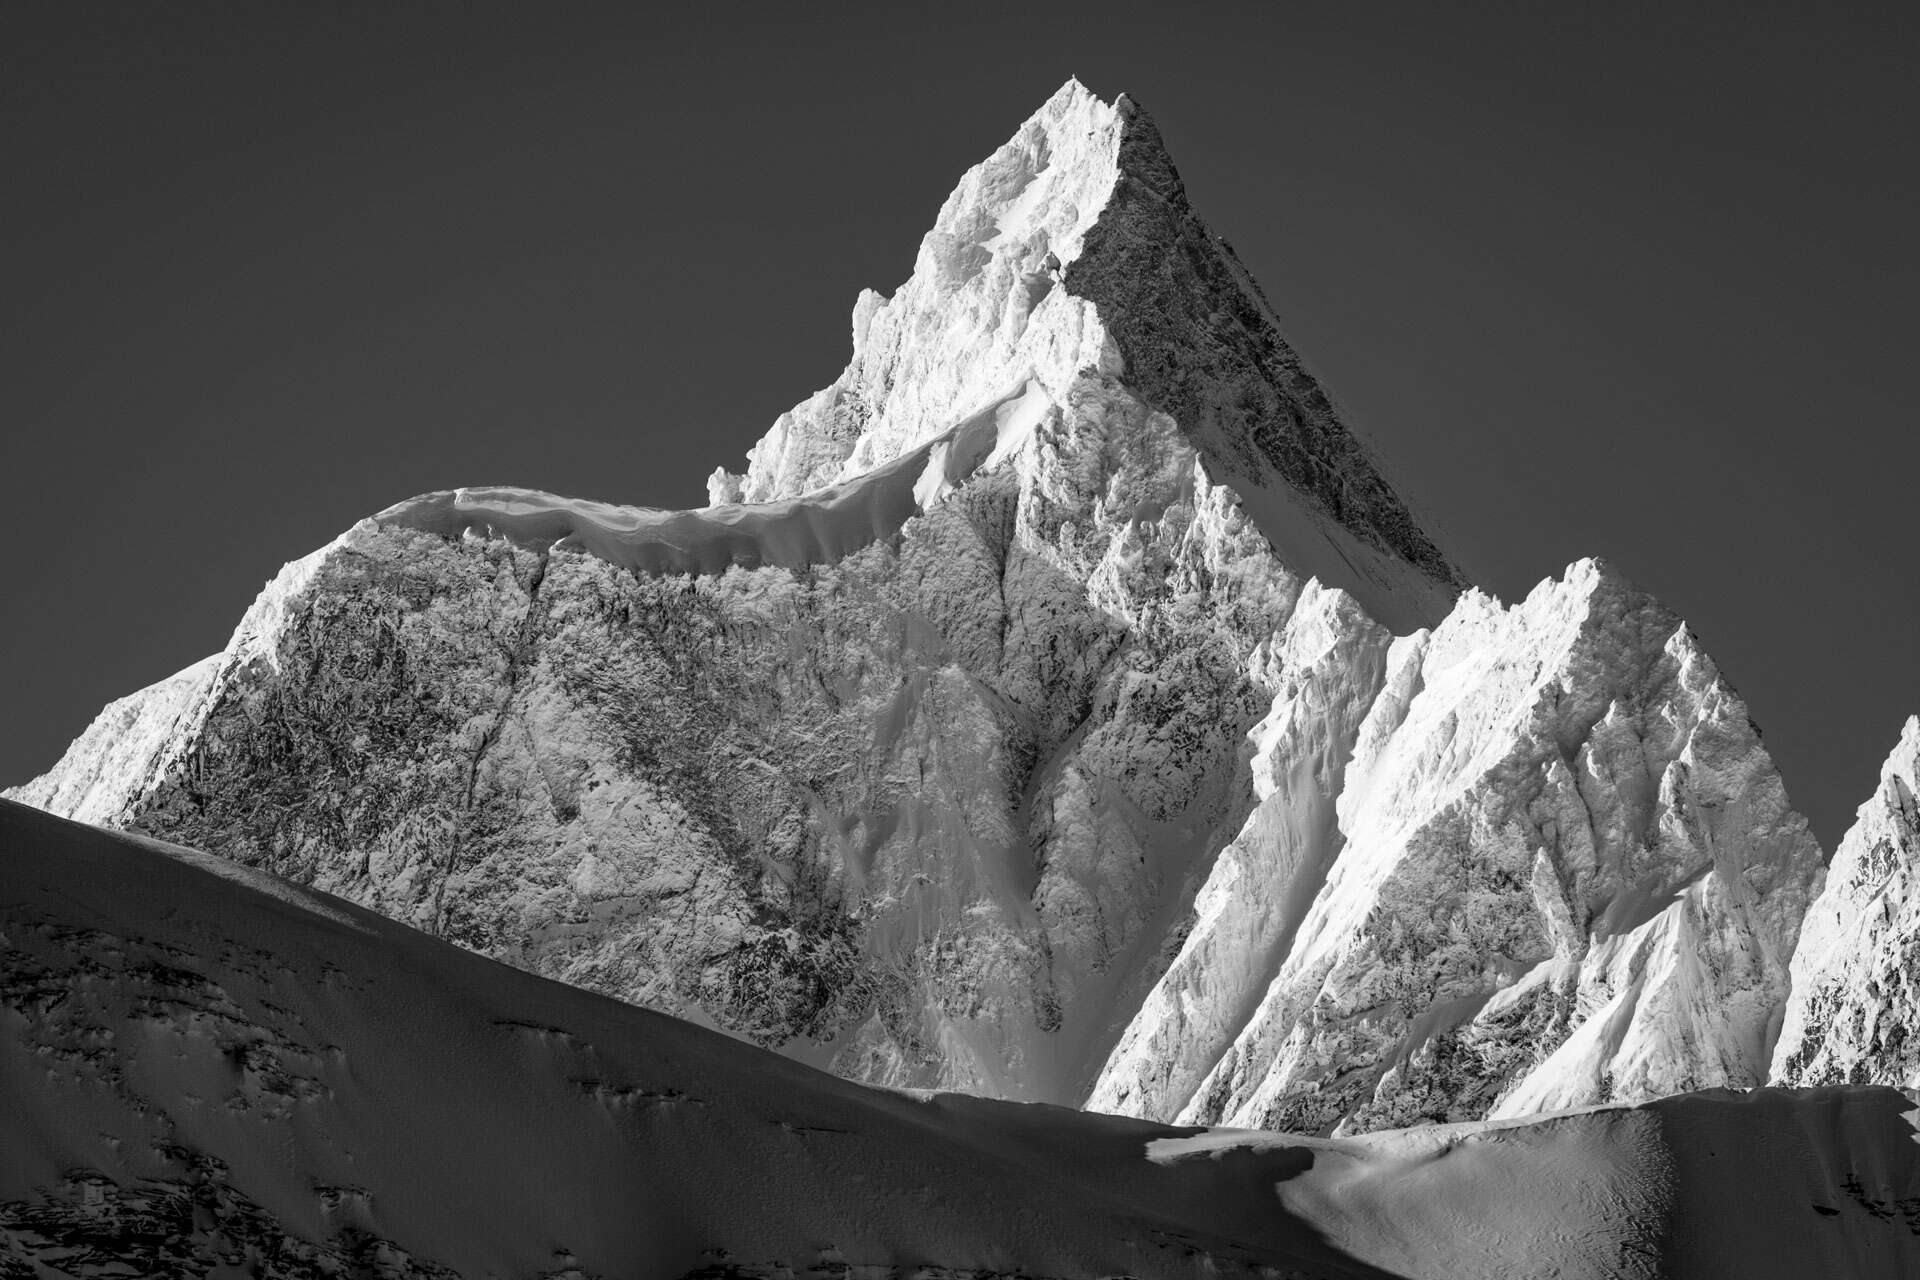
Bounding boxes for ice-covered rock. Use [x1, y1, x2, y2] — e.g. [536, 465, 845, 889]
[1093, 559, 1824, 1133]
[1772, 716, 1920, 1087]
[1087, 581, 1395, 1120]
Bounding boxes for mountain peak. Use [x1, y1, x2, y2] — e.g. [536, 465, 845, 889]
[712, 83, 1465, 630]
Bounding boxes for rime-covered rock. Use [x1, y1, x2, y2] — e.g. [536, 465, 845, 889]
[1772, 717, 1920, 1087]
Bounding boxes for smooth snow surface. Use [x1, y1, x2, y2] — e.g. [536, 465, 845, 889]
[6, 800, 1917, 1279]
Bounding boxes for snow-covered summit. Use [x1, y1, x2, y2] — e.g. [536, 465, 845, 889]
[375, 380, 1055, 575]
[712, 78, 1463, 632]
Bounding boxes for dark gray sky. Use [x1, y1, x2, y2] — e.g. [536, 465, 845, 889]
[4, 1, 1914, 848]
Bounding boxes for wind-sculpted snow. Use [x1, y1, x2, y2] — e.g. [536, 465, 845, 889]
[381, 381, 1052, 577]
[1773, 717, 1920, 1087]
[9, 801, 1919, 1280]
[1095, 559, 1824, 1134]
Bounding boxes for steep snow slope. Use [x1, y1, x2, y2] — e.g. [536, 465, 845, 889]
[1773, 716, 1920, 1087]
[7, 800, 1917, 1279]
[1093, 559, 1823, 1134]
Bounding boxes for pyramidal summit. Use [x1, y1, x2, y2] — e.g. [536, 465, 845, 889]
[6, 81, 1918, 1279]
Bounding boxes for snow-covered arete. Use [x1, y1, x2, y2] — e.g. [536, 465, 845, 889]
[1093, 559, 1823, 1133]
[1772, 716, 1920, 1087]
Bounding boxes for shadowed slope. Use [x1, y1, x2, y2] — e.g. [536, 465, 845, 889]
[6, 800, 1918, 1278]
[0, 797, 1386, 1279]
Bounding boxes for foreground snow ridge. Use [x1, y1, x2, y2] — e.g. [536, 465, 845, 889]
[5, 799, 1917, 1280]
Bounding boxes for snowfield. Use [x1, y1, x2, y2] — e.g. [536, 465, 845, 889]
[4, 798, 1918, 1279]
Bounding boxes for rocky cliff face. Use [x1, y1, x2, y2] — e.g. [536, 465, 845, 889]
[8, 81, 1835, 1127]
[1772, 718, 1920, 1087]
